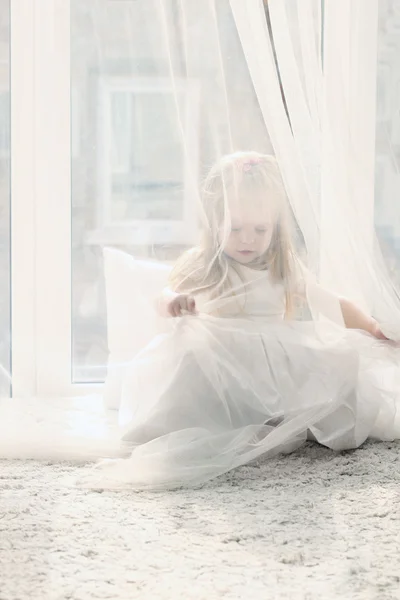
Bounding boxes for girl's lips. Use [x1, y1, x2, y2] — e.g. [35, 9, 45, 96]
[238, 250, 255, 254]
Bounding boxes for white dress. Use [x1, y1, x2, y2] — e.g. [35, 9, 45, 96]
[85, 263, 400, 490]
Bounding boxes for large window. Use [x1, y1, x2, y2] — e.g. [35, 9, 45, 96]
[6, 0, 400, 397]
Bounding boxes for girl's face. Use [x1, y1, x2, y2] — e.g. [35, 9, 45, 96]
[219, 201, 276, 265]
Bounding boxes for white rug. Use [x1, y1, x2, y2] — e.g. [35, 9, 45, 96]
[1, 441, 400, 600]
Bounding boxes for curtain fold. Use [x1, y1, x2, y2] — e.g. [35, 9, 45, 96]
[232, 0, 400, 335]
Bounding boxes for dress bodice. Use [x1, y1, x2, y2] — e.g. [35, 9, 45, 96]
[195, 264, 287, 321]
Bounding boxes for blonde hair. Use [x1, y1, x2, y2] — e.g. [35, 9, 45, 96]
[169, 151, 297, 316]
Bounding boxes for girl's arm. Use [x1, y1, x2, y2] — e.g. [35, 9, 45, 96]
[339, 297, 387, 339]
[303, 280, 387, 339]
[293, 259, 388, 340]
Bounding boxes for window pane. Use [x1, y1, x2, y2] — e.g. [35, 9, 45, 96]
[109, 91, 185, 222]
[70, 1, 199, 383]
[70, 0, 272, 383]
[0, 2, 10, 397]
[375, 3, 400, 287]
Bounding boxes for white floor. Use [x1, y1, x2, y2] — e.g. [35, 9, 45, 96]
[1, 440, 400, 600]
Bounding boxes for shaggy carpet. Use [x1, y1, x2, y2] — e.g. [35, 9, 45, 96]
[1, 441, 400, 600]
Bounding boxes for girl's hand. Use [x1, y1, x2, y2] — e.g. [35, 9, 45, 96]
[167, 294, 197, 318]
[371, 321, 389, 341]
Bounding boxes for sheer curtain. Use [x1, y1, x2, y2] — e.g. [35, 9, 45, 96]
[230, 0, 321, 268]
[232, 0, 400, 334]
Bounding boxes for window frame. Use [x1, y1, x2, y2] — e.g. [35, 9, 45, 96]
[86, 75, 200, 248]
[10, 0, 200, 397]
[11, 0, 90, 397]
[9, 0, 381, 398]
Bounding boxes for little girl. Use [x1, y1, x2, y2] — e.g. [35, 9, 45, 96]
[101, 152, 400, 490]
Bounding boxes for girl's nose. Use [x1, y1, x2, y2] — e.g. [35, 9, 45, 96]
[240, 230, 255, 244]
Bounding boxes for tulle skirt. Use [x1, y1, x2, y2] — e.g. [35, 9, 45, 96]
[86, 315, 400, 489]
[1, 315, 400, 490]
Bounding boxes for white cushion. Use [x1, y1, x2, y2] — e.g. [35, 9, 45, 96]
[103, 247, 172, 409]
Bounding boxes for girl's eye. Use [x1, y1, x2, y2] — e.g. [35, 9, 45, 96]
[256, 228, 267, 234]
[231, 227, 241, 232]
